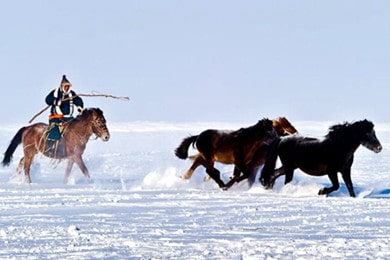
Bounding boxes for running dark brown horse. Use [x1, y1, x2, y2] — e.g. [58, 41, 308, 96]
[175, 117, 297, 189]
[260, 119, 382, 197]
[1, 108, 110, 183]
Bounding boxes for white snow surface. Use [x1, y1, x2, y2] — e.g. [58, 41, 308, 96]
[0, 121, 390, 259]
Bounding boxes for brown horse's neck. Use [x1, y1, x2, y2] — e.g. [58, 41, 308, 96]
[66, 116, 94, 144]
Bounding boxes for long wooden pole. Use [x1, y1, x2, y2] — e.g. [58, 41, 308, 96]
[28, 93, 129, 123]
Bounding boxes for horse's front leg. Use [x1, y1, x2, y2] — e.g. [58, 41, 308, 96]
[225, 165, 253, 190]
[319, 172, 340, 196]
[224, 166, 243, 190]
[341, 168, 355, 197]
[64, 159, 74, 184]
[74, 156, 91, 182]
[265, 166, 286, 189]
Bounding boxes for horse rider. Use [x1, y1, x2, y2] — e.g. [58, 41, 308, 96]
[45, 75, 84, 156]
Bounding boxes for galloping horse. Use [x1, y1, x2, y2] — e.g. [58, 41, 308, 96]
[1, 108, 110, 183]
[175, 117, 297, 189]
[260, 119, 382, 197]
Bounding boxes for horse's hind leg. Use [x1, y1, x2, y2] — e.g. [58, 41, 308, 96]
[181, 155, 203, 180]
[22, 155, 34, 184]
[319, 172, 340, 196]
[206, 167, 225, 188]
[16, 157, 24, 175]
[203, 158, 225, 188]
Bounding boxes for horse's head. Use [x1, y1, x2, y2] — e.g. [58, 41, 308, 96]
[355, 120, 382, 153]
[83, 108, 110, 142]
[257, 118, 279, 144]
[272, 117, 298, 136]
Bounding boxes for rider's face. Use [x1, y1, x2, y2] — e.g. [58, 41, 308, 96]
[63, 84, 70, 92]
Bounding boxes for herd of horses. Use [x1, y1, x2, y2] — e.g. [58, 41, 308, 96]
[0, 108, 383, 197]
[175, 117, 382, 197]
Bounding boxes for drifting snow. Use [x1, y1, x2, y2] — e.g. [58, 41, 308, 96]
[0, 121, 389, 259]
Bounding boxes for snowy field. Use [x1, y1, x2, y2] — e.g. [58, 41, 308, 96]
[0, 120, 390, 259]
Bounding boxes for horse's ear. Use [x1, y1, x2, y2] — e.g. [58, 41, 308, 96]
[82, 108, 90, 115]
[362, 119, 374, 131]
[354, 119, 374, 134]
[280, 117, 288, 124]
[97, 108, 103, 116]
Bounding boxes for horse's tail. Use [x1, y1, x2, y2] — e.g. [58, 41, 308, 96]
[174, 135, 198, 159]
[259, 137, 281, 188]
[1, 127, 26, 167]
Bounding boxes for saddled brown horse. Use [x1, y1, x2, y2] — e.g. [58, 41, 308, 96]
[175, 117, 297, 189]
[1, 108, 110, 183]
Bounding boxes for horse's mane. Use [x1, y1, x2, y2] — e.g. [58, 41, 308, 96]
[235, 118, 272, 140]
[73, 108, 103, 122]
[327, 119, 373, 139]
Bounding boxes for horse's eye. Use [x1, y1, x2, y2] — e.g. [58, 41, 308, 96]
[96, 120, 105, 126]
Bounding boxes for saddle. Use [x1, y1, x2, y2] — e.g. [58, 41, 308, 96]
[45, 122, 67, 158]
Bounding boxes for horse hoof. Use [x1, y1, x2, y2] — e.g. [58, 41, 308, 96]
[318, 188, 327, 196]
[259, 178, 268, 187]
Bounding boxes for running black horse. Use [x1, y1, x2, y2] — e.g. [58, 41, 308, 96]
[260, 119, 382, 197]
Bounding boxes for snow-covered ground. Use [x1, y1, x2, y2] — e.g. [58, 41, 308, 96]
[0, 120, 389, 259]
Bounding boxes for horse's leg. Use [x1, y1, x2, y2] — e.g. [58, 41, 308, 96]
[22, 155, 34, 184]
[206, 167, 225, 188]
[74, 156, 91, 181]
[181, 155, 203, 180]
[318, 172, 340, 196]
[284, 165, 295, 184]
[64, 159, 75, 184]
[224, 167, 242, 190]
[259, 140, 280, 187]
[203, 158, 225, 188]
[267, 166, 286, 189]
[226, 147, 268, 189]
[224, 165, 252, 190]
[341, 168, 355, 197]
[68, 155, 90, 181]
[16, 157, 24, 175]
[231, 166, 241, 179]
[247, 166, 260, 187]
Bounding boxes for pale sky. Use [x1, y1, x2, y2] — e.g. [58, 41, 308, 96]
[1, 1, 389, 124]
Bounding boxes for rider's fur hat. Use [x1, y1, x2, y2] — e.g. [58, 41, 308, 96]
[61, 75, 70, 85]
[60, 75, 72, 93]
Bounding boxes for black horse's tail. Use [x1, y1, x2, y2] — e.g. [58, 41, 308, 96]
[174, 135, 198, 159]
[259, 138, 281, 188]
[1, 127, 26, 167]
